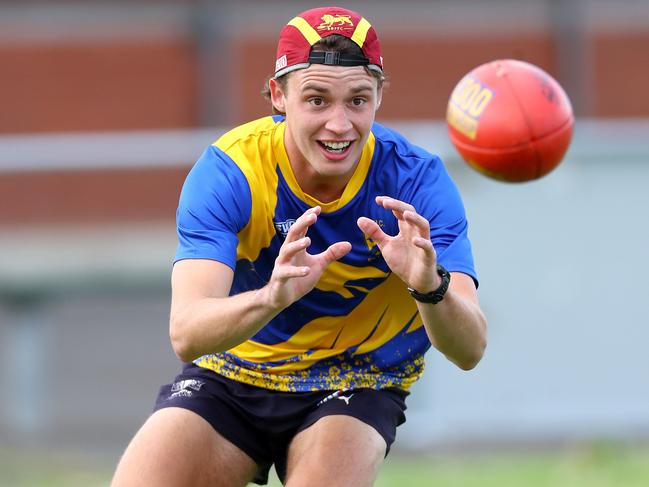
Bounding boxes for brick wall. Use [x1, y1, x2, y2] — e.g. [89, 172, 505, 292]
[0, 39, 197, 133]
[2, 31, 648, 134]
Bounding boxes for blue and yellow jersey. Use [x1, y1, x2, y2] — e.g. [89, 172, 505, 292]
[175, 115, 476, 392]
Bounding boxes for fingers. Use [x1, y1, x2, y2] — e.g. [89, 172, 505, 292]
[285, 206, 321, 242]
[377, 196, 414, 223]
[357, 216, 389, 246]
[375, 196, 415, 217]
[273, 235, 312, 284]
[376, 196, 431, 237]
[273, 264, 310, 280]
[412, 236, 435, 255]
[277, 236, 311, 264]
[403, 209, 432, 237]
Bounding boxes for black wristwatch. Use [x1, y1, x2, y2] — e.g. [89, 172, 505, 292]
[407, 264, 451, 304]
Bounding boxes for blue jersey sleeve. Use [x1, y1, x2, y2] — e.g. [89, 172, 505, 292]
[408, 156, 478, 286]
[370, 122, 478, 286]
[174, 145, 252, 269]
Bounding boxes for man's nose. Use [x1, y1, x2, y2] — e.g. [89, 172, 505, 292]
[325, 104, 353, 134]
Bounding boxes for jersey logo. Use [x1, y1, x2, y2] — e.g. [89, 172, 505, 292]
[274, 218, 296, 237]
[364, 219, 384, 261]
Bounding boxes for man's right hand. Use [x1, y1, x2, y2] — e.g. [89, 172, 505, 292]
[264, 206, 352, 310]
[169, 207, 351, 361]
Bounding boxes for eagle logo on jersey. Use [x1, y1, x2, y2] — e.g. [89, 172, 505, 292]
[364, 219, 384, 262]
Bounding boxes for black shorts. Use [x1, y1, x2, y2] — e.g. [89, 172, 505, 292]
[153, 363, 408, 485]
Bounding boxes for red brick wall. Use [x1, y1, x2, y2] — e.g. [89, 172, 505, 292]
[367, 35, 556, 120]
[593, 33, 649, 116]
[0, 39, 197, 133]
[2, 32, 648, 134]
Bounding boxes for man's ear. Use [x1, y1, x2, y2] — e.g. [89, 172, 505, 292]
[269, 78, 287, 113]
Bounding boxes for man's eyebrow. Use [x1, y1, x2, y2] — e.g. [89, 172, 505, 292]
[349, 84, 374, 93]
[301, 83, 374, 93]
[302, 84, 329, 93]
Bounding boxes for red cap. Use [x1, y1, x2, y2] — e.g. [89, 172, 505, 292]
[274, 6, 383, 78]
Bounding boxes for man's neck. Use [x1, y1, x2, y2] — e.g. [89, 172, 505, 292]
[301, 181, 346, 204]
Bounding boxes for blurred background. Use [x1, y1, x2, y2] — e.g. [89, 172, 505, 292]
[1, 0, 648, 485]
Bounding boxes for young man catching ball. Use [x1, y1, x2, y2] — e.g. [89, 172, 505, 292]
[112, 6, 487, 487]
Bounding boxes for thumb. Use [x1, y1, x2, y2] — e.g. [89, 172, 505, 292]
[318, 241, 352, 265]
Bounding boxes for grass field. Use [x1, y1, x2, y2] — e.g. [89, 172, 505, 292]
[2, 442, 648, 486]
[373, 444, 649, 487]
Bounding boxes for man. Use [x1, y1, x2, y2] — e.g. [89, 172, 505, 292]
[112, 6, 487, 487]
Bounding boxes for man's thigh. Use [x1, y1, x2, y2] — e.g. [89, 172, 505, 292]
[111, 407, 258, 487]
[284, 415, 387, 487]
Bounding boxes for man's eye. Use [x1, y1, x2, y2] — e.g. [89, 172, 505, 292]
[352, 97, 366, 106]
[309, 98, 324, 106]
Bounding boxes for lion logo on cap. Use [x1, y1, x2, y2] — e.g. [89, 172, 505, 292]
[318, 14, 354, 30]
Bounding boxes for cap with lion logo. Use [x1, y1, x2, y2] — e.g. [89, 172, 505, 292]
[274, 6, 383, 78]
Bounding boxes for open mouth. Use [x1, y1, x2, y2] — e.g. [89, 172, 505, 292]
[318, 140, 352, 154]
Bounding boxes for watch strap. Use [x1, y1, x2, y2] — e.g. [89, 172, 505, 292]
[407, 264, 451, 304]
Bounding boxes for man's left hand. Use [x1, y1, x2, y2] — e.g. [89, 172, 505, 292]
[357, 196, 440, 293]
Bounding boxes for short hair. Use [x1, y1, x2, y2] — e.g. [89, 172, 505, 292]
[262, 34, 386, 115]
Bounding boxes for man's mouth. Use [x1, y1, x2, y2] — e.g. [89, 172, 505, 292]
[318, 140, 352, 154]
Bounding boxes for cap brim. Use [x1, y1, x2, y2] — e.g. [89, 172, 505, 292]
[274, 63, 383, 79]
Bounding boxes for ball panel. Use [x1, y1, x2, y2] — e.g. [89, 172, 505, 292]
[449, 115, 574, 182]
[533, 116, 574, 178]
[502, 60, 574, 140]
[449, 133, 539, 182]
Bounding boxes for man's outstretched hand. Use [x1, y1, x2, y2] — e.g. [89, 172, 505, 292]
[267, 206, 352, 309]
[358, 196, 440, 293]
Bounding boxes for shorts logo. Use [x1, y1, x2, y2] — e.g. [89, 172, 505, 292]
[169, 379, 204, 399]
[317, 14, 354, 31]
[274, 218, 296, 237]
[317, 388, 353, 407]
[337, 394, 354, 405]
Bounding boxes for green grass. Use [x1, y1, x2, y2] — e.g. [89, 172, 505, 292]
[0, 448, 110, 487]
[2, 442, 648, 486]
[374, 443, 649, 487]
[265, 442, 649, 487]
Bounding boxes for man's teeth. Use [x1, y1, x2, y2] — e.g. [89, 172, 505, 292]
[321, 141, 351, 152]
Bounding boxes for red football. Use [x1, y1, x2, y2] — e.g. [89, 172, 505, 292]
[446, 59, 573, 182]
